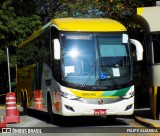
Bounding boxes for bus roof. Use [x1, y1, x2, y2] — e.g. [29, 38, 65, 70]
[137, 6, 160, 34]
[19, 18, 126, 47]
[51, 18, 127, 32]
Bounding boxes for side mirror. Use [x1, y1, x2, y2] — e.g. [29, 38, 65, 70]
[53, 39, 60, 60]
[130, 39, 143, 61]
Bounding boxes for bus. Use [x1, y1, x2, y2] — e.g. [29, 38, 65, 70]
[16, 18, 143, 122]
[137, 4, 160, 120]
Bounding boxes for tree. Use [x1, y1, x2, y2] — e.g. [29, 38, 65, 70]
[96, 0, 143, 33]
[0, 0, 41, 95]
[28, 0, 103, 23]
[54, 0, 102, 18]
[12, 0, 37, 16]
[0, 0, 41, 66]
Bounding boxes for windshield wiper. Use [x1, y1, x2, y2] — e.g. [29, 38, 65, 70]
[100, 59, 120, 89]
[80, 60, 97, 89]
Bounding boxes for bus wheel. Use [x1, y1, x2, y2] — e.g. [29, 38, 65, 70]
[21, 91, 28, 115]
[105, 116, 116, 123]
[47, 93, 55, 124]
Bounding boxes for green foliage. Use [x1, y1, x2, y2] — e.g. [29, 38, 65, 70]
[32, 0, 103, 22]
[54, 0, 101, 18]
[0, 0, 41, 95]
[37, 0, 150, 35]
[0, 50, 5, 64]
[0, 0, 41, 66]
[12, 0, 37, 16]
[97, 0, 143, 32]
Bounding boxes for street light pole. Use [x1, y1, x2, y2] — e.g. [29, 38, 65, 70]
[7, 47, 11, 93]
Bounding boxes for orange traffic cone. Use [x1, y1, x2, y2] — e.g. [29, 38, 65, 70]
[34, 90, 43, 110]
[0, 116, 6, 131]
[4, 92, 20, 123]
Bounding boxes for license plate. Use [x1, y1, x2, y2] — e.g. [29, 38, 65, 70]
[94, 109, 107, 115]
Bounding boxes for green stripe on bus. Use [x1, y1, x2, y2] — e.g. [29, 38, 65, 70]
[100, 87, 131, 97]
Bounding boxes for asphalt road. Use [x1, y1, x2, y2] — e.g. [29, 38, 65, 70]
[0, 108, 147, 136]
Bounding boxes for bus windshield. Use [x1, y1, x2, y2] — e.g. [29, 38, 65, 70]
[60, 32, 132, 89]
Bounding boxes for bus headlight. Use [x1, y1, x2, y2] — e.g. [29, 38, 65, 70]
[122, 86, 134, 99]
[61, 92, 80, 100]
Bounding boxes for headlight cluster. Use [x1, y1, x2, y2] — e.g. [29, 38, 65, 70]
[122, 86, 135, 99]
[61, 92, 80, 100]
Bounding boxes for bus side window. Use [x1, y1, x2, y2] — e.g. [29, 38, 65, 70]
[152, 34, 160, 64]
[51, 26, 61, 82]
[51, 27, 59, 60]
[39, 29, 50, 63]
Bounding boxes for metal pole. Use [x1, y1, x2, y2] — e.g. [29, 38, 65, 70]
[7, 47, 11, 93]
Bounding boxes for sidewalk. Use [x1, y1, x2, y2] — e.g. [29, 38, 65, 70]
[134, 108, 160, 129]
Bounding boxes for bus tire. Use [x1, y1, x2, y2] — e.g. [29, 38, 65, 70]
[21, 91, 28, 115]
[47, 93, 55, 124]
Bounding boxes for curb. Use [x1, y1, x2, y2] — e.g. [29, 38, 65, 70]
[135, 116, 160, 129]
[0, 106, 5, 109]
[0, 105, 21, 109]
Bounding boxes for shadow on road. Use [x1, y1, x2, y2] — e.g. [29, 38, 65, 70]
[21, 109, 130, 127]
[134, 108, 152, 119]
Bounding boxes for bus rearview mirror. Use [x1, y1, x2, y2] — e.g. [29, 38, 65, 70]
[130, 39, 143, 61]
[53, 39, 60, 60]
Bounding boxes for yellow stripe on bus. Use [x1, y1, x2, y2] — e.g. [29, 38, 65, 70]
[68, 88, 119, 99]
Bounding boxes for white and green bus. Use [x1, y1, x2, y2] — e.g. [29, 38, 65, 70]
[17, 18, 143, 122]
